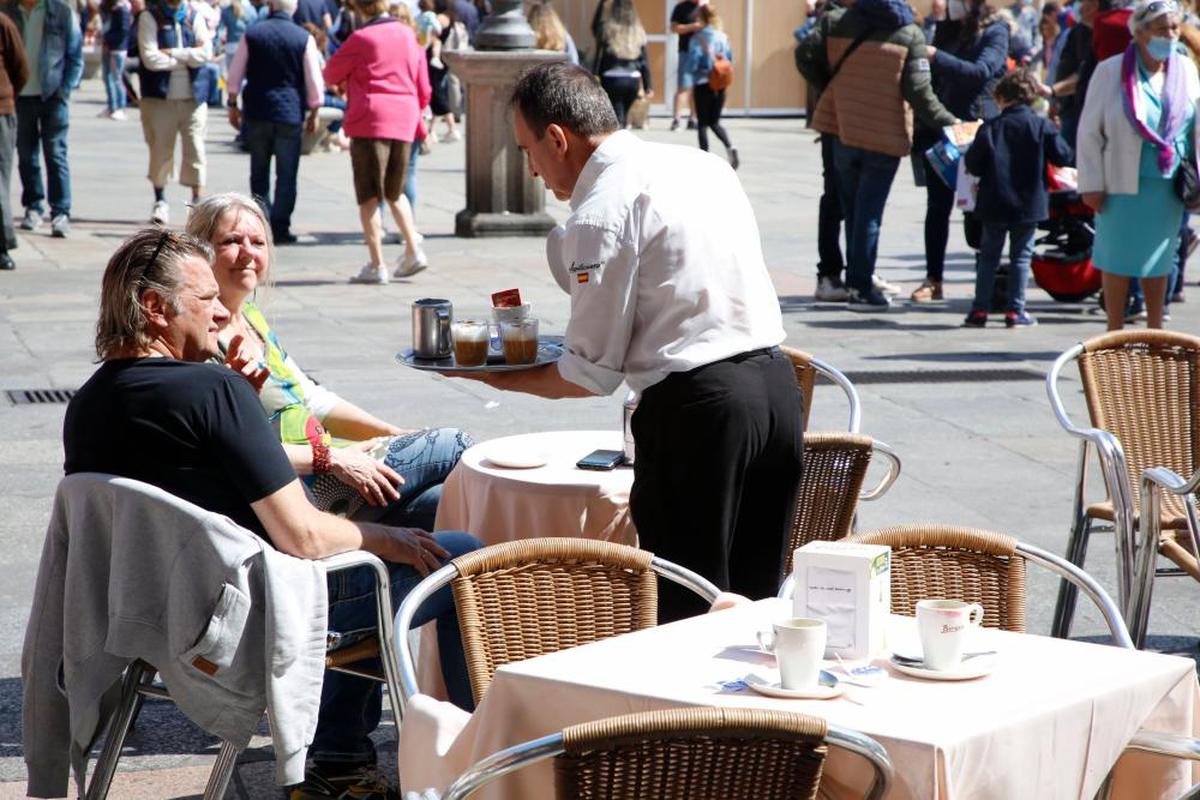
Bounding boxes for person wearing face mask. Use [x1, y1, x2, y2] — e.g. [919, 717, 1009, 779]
[1078, 0, 1200, 330]
[909, 0, 1010, 304]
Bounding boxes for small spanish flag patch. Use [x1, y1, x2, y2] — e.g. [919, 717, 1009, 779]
[577, 272, 589, 284]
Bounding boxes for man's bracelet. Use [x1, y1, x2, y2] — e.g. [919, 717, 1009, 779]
[312, 441, 331, 474]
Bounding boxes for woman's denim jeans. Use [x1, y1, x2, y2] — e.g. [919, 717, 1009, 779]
[102, 51, 127, 112]
[310, 530, 482, 764]
[351, 427, 472, 531]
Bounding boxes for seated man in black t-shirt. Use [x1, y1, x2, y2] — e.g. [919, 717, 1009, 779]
[64, 230, 480, 799]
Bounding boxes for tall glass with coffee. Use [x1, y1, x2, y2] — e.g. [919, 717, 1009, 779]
[500, 318, 539, 365]
[452, 319, 490, 367]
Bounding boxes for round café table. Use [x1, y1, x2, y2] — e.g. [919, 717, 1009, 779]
[432, 430, 637, 546]
[419, 431, 638, 698]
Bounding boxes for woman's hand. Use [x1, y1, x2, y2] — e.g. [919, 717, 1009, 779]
[376, 527, 450, 576]
[330, 440, 404, 506]
[927, 45, 938, 59]
[1082, 191, 1106, 213]
[224, 333, 270, 393]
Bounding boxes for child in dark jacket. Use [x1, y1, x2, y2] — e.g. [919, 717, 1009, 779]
[963, 68, 1073, 327]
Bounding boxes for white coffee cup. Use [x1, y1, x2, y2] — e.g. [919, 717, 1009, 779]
[916, 599, 984, 671]
[756, 618, 827, 690]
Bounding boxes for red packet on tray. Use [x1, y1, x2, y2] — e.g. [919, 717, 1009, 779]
[491, 289, 522, 308]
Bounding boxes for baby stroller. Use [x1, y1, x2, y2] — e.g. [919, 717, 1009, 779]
[973, 165, 1102, 307]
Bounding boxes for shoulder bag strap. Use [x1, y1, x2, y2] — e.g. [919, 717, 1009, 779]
[826, 26, 874, 85]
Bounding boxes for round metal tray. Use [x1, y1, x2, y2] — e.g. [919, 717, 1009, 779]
[396, 337, 564, 372]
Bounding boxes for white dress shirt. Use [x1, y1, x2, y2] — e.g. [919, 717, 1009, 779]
[548, 130, 786, 395]
[138, 5, 213, 101]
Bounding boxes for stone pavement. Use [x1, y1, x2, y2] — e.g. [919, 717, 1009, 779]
[1, 78, 1198, 798]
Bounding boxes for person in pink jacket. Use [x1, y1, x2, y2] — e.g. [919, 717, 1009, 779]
[323, 0, 432, 284]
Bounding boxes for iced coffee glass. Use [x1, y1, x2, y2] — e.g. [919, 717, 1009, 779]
[501, 318, 539, 365]
[452, 319, 490, 367]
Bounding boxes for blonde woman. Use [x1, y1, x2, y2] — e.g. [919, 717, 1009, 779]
[527, 0, 579, 64]
[683, 4, 736, 167]
[593, 0, 652, 127]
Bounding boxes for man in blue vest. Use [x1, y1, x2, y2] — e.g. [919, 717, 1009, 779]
[227, 0, 323, 244]
[4, 0, 81, 239]
[136, 0, 213, 226]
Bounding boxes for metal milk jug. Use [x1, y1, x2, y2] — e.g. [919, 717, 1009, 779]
[622, 390, 638, 465]
[412, 298, 453, 359]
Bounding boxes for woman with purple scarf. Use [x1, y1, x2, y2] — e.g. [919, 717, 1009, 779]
[1078, 0, 1200, 330]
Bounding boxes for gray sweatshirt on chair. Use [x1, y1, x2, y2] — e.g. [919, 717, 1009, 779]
[22, 473, 328, 797]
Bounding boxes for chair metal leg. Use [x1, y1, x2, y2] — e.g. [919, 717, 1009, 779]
[87, 662, 154, 800]
[1052, 514, 1092, 638]
[202, 740, 241, 800]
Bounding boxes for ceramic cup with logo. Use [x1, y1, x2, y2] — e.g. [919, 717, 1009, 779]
[916, 599, 984, 670]
[756, 617, 827, 690]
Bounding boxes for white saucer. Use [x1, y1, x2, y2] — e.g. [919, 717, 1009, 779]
[743, 672, 844, 700]
[888, 654, 997, 681]
[484, 450, 548, 469]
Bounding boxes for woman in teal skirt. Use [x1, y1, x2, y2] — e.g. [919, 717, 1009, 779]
[1077, 0, 1200, 330]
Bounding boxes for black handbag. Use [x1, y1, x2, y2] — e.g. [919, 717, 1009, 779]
[1174, 155, 1200, 210]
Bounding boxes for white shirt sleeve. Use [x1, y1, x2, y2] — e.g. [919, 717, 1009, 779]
[553, 221, 638, 397]
[139, 11, 180, 71]
[176, 14, 213, 66]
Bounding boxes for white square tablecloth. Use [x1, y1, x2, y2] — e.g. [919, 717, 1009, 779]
[399, 599, 1198, 799]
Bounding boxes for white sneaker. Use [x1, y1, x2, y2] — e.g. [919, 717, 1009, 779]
[349, 263, 389, 284]
[50, 214, 69, 238]
[872, 273, 903, 296]
[150, 200, 169, 225]
[441, 129, 462, 143]
[109, 109, 127, 121]
[393, 247, 428, 278]
[814, 275, 849, 302]
[20, 208, 42, 231]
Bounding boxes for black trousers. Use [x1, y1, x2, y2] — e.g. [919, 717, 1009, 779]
[693, 83, 731, 152]
[601, 74, 641, 128]
[630, 347, 804, 622]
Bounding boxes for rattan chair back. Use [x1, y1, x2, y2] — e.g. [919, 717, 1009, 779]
[851, 525, 1027, 632]
[555, 706, 829, 800]
[781, 346, 818, 431]
[449, 538, 658, 704]
[1077, 330, 1200, 513]
[784, 432, 875, 573]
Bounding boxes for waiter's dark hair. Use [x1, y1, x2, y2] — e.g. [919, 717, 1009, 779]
[510, 62, 620, 139]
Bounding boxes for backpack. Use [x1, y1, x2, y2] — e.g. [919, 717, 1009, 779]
[709, 51, 733, 91]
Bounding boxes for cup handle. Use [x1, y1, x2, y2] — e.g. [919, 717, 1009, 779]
[756, 630, 775, 653]
[968, 603, 985, 627]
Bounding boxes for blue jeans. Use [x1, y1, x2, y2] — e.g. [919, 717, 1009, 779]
[16, 95, 71, 218]
[245, 119, 302, 236]
[404, 139, 419, 212]
[102, 50, 126, 112]
[974, 221, 1037, 313]
[832, 140, 900, 293]
[924, 166, 955, 282]
[350, 427, 472, 531]
[816, 134, 844, 279]
[310, 530, 481, 764]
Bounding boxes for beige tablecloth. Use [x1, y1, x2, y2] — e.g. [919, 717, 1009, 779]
[432, 430, 636, 545]
[399, 599, 1199, 800]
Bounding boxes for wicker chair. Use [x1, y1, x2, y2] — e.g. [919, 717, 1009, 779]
[784, 433, 901, 573]
[394, 538, 721, 708]
[777, 524, 1131, 645]
[782, 346, 861, 432]
[1046, 330, 1200, 639]
[439, 707, 893, 800]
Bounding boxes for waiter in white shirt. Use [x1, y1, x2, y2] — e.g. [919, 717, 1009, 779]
[446, 63, 802, 620]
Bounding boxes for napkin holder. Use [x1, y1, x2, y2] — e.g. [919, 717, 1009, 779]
[791, 541, 890, 659]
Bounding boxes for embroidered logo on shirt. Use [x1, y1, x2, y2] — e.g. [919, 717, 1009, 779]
[569, 260, 601, 286]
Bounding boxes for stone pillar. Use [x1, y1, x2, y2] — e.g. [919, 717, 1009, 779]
[473, 0, 535, 50]
[443, 50, 567, 238]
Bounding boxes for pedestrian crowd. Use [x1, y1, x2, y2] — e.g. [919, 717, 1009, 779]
[797, 0, 1200, 332]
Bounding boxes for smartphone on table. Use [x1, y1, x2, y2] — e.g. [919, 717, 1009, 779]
[576, 449, 625, 470]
